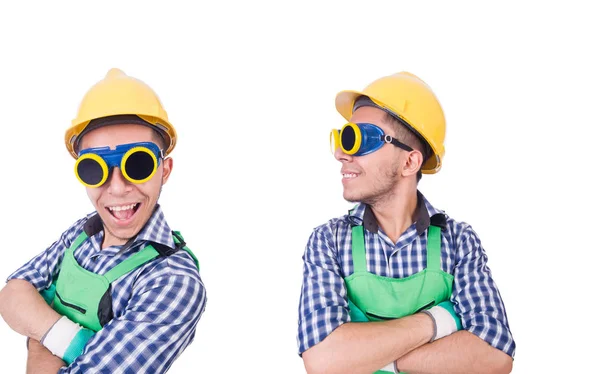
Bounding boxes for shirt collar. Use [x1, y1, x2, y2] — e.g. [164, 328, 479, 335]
[347, 191, 447, 235]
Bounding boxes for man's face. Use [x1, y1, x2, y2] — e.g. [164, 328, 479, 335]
[335, 106, 406, 205]
[78, 123, 173, 245]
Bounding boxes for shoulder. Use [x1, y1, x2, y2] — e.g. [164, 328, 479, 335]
[439, 212, 484, 253]
[312, 211, 353, 239]
[128, 244, 206, 319]
[421, 195, 480, 247]
[305, 212, 353, 257]
[137, 242, 204, 290]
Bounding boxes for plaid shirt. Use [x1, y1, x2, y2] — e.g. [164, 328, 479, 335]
[7, 205, 206, 373]
[297, 192, 515, 358]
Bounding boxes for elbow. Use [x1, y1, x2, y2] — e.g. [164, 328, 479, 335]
[498, 356, 513, 374]
[302, 346, 338, 374]
[489, 351, 513, 374]
[303, 363, 323, 374]
[0, 280, 32, 314]
[304, 364, 333, 374]
[0, 280, 17, 314]
[302, 351, 327, 374]
[0, 285, 7, 315]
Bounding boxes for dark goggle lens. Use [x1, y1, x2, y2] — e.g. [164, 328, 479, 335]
[77, 158, 105, 186]
[341, 125, 357, 151]
[124, 150, 156, 181]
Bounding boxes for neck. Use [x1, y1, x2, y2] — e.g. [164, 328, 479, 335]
[101, 227, 130, 249]
[369, 182, 419, 243]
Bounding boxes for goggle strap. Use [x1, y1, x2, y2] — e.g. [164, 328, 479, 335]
[381, 135, 414, 152]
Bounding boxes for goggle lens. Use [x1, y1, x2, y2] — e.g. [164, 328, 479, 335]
[341, 125, 356, 153]
[78, 159, 104, 186]
[122, 148, 157, 183]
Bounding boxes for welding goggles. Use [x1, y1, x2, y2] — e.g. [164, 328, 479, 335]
[74, 142, 163, 188]
[330, 123, 413, 156]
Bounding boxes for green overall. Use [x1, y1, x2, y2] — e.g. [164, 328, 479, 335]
[41, 229, 199, 332]
[344, 223, 453, 374]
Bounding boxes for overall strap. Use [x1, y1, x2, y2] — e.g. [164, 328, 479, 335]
[173, 231, 200, 271]
[103, 245, 160, 283]
[67, 232, 89, 254]
[426, 225, 442, 271]
[351, 225, 367, 273]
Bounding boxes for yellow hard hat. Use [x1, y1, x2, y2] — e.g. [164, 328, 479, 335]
[65, 68, 177, 158]
[335, 72, 446, 174]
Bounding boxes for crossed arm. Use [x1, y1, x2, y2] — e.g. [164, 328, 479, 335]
[0, 279, 66, 373]
[302, 320, 511, 374]
[298, 226, 514, 374]
[302, 312, 434, 374]
[1, 258, 206, 373]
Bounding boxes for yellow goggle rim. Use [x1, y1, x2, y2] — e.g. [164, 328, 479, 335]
[329, 123, 363, 155]
[120, 146, 158, 185]
[74, 153, 109, 188]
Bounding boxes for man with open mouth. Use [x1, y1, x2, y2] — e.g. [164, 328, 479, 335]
[296, 72, 515, 373]
[0, 68, 206, 373]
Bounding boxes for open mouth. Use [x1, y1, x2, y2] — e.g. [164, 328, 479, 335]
[106, 203, 141, 221]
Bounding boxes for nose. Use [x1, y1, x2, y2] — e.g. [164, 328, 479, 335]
[106, 167, 133, 195]
[334, 147, 352, 163]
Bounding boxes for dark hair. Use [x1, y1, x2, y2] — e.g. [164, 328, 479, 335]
[151, 130, 168, 153]
[75, 115, 168, 154]
[382, 112, 432, 183]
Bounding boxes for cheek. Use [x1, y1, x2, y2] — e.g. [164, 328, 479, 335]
[85, 187, 101, 203]
[137, 177, 162, 198]
[356, 153, 379, 173]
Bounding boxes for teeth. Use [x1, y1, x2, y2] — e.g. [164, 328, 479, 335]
[108, 203, 137, 212]
[342, 173, 357, 178]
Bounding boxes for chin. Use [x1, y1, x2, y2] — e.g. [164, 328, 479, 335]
[104, 223, 138, 242]
[343, 190, 363, 203]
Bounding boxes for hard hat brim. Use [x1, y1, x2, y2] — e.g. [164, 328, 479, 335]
[335, 90, 365, 121]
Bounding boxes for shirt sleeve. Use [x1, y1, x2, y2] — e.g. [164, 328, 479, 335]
[58, 255, 206, 374]
[297, 223, 349, 355]
[6, 217, 87, 291]
[451, 224, 516, 358]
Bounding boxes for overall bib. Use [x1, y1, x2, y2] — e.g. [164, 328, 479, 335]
[344, 223, 453, 374]
[42, 229, 199, 332]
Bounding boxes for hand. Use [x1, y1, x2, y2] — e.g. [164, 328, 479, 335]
[27, 338, 67, 374]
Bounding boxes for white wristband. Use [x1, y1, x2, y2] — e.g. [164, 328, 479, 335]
[380, 362, 396, 373]
[41, 316, 83, 358]
[423, 305, 459, 341]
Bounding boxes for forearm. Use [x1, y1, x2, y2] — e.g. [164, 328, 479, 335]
[0, 279, 61, 340]
[395, 330, 513, 374]
[27, 339, 66, 374]
[303, 313, 433, 374]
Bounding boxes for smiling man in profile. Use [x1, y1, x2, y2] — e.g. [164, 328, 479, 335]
[0, 68, 206, 373]
[297, 72, 515, 374]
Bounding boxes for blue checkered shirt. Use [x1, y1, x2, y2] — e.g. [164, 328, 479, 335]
[297, 192, 515, 358]
[7, 205, 206, 373]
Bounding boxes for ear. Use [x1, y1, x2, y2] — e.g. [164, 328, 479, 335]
[401, 150, 423, 178]
[160, 157, 173, 185]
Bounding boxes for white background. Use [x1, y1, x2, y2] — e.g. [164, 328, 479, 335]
[0, 1, 598, 373]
